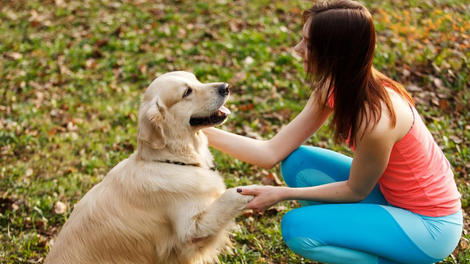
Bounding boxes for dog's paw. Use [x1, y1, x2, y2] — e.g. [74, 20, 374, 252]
[222, 188, 254, 210]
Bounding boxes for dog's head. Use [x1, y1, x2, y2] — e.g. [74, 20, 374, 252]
[138, 71, 230, 150]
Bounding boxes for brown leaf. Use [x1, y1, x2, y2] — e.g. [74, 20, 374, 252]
[264, 205, 288, 216]
[29, 10, 45, 27]
[64, 167, 77, 175]
[85, 58, 97, 69]
[96, 39, 109, 47]
[261, 172, 283, 186]
[241, 210, 254, 217]
[460, 237, 469, 250]
[139, 64, 148, 74]
[237, 104, 254, 111]
[289, 7, 302, 15]
[438, 99, 450, 111]
[229, 19, 245, 32]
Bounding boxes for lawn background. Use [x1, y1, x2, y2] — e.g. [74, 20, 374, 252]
[1, 0, 469, 263]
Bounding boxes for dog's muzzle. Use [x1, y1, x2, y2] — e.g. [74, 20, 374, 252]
[189, 83, 231, 127]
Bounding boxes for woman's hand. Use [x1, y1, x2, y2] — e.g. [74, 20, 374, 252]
[237, 185, 287, 212]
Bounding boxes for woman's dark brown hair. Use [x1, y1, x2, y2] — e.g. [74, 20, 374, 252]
[304, 0, 414, 147]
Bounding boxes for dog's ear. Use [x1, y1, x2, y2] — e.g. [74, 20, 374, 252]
[138, 101, 166, 149]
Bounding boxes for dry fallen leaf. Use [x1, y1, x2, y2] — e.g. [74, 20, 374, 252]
[54, 0, 64, 7]
[261, 172, 283, 186]
[4, 52, 23, 60]
[461, 237, 469, 250]
[264, 205, 289, 216]
[53, 201, 67, 215]
[241, 210, 254, 218]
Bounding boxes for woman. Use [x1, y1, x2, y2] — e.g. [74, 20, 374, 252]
[203, 1, 462, 263]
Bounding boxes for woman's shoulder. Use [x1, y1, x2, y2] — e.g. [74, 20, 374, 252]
[357, 88, 412, 146]
[386, 87, 415, 142]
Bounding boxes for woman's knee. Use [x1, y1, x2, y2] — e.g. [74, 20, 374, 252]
[281, 146, 352, 186]
[281, 146, 316, 187]
[281, 146, 309, 171]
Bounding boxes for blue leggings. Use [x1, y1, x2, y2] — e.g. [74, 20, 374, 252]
[280, 146, 462, 264]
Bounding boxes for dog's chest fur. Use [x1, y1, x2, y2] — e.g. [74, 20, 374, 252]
[48, 152, 230, 264]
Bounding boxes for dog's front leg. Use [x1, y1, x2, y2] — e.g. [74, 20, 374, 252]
[189, 188, 253, 241]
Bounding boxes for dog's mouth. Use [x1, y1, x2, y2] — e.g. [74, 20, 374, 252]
[189, 105, 231, 127]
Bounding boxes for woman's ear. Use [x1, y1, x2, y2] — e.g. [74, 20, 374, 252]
[138, 101, 166, 149]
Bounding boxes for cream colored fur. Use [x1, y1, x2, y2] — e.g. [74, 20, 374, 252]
[45, 71, 253, 264]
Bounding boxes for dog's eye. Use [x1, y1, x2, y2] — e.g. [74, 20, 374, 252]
[183, 88, 193, 98]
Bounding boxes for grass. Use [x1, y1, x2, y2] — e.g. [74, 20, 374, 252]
[0, 0, 469, 263]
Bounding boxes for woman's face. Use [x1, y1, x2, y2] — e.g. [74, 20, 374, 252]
[294, 18, 312, 72]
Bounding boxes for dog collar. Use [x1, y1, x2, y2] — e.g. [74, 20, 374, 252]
[153, 159, 216, 171]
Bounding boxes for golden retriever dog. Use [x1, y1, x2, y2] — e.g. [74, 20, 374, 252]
[45, 71, 253, 264]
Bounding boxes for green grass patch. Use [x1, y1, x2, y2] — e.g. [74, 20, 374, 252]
[1, 0, 469, 263]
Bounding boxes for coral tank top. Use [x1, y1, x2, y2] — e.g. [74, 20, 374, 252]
[328, 95, 461, 216]
[378, 107, 461, 217]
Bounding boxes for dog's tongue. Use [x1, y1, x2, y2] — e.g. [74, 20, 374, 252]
[219, 105, 231, 115]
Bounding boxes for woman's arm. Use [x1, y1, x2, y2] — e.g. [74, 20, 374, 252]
[203, 96, 332, 169]
[239, 110, 400, 211]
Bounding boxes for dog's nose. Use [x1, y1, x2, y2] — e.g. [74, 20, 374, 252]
[217, 83, 229, 96]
